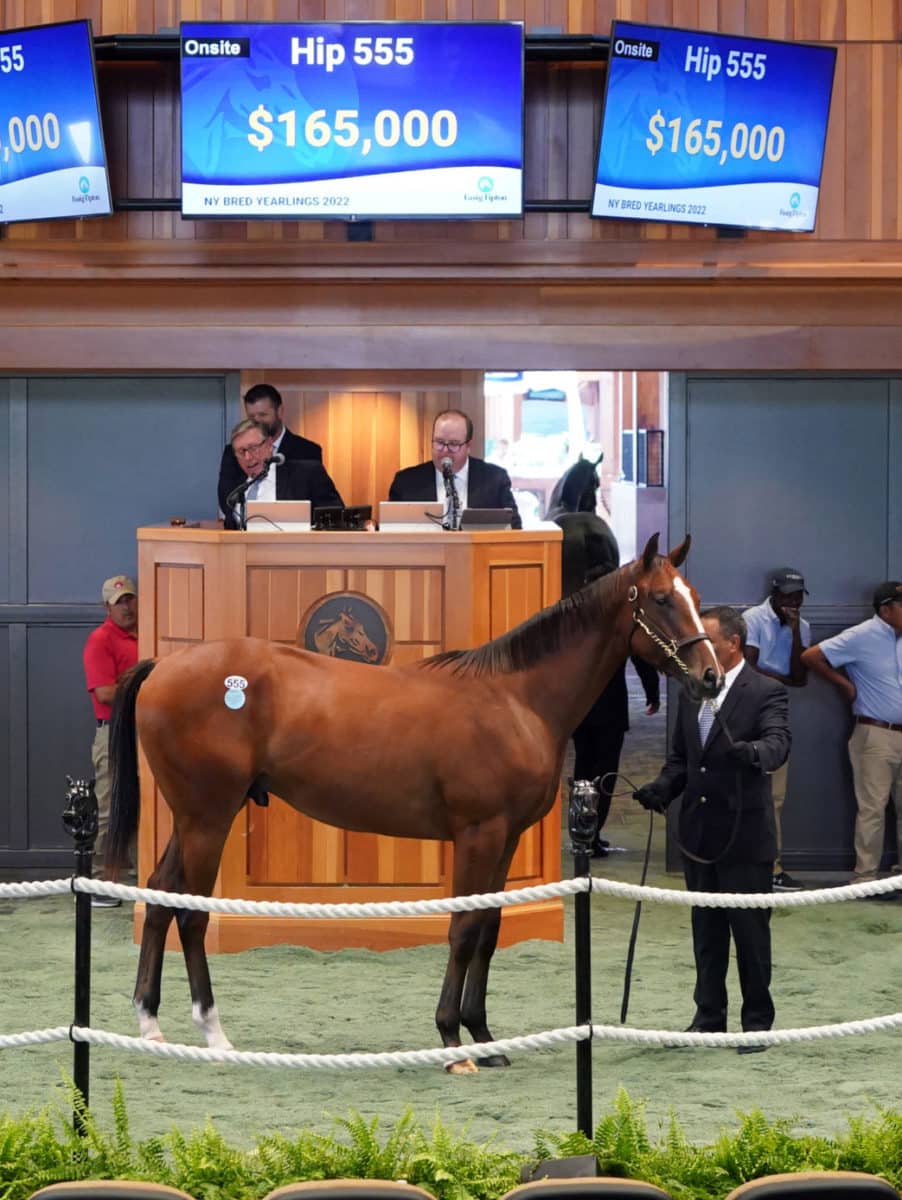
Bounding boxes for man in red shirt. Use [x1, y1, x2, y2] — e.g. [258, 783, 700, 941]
[83, 575, 139, 905]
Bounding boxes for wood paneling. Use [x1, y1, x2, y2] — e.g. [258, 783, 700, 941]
[2, 1, 901, 258]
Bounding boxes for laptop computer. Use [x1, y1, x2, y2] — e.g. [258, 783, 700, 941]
[378, 501, 445, 531]
[461, 507, 514, 531]
[245, 500, 311, 530]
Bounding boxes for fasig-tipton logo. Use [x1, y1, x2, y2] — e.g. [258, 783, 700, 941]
[299, 591, 393, 665]
[182, 36, 251, 58]
[611, 34, 660, 61]
[72, 175, 99, 205]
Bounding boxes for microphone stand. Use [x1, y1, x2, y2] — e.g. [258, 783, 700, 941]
[442, 472, 462, 531]
[226, 462, 273, 532]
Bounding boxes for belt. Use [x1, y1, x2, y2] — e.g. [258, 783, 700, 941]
[96, 718, 109, 727]
[857, 715, 902, 733]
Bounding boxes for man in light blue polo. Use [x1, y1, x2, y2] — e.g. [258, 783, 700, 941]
[743, 567, 811, 891]
[802, 581, 902, 886]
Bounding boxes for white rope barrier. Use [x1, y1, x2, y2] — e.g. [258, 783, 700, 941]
[48, 871, 902, 914]
[70, 1024, 590, 1069]
[2, 870, 901, 1072]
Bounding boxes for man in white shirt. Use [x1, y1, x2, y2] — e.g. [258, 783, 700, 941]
[743, 567, 811, 891]
[802, 581, 902, 887]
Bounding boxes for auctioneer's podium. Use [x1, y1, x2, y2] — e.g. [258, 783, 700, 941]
[135, 523, 563, 953]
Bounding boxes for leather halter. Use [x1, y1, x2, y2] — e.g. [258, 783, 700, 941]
[626, 583, 712, 677]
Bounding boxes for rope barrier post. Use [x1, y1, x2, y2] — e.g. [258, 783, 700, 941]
[567, 778, 597, 1139]
[62, 776, 98, 1131]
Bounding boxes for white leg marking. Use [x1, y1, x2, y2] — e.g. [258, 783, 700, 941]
[135, 1002, 165, 1043]
[192, 1002, 234, 1050]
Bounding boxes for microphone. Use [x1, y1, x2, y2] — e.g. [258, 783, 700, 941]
[265, 451, 286, 468]
[440, 457, 461, 530]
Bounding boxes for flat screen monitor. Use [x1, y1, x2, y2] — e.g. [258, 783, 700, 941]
[246, 500, 311, 529]
[180, 21, 524, 219]
[461, 507, 513, 530]
[591, 21, 836, 232]
[0, 20, 112, 225]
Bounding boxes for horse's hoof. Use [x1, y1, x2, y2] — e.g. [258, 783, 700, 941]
[142, 1032, 166, 1043]
[475, 1053, 510, 1068]
[444, 1058, 479, 1075]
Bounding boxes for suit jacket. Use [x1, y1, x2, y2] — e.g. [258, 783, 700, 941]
[217, 427, 322, 516]
[388, 457, 522, 530]
[222, 460, 343, 530]
[650, 664, 790, 864]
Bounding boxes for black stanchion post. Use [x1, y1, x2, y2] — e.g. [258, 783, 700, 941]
[62, 776, 98, 1132]
[567, 777, 600, 1140]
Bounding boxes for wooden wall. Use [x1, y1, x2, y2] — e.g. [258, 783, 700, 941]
[2, 1, 901, 457]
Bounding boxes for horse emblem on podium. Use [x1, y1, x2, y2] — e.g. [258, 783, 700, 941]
[299, 591, 392, 665]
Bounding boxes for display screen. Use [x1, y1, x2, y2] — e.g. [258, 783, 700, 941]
[592, 21, 836, 232]
[0, 20, 111, 225]
[180, 21, 524, 220]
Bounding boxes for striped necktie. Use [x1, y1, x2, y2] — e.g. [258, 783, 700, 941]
[698, 700, 716, 745]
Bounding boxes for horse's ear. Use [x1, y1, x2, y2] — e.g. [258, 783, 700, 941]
[594, 451, 604, 467]
[668, 535, 692, 569]
[641, 533, 661, 570]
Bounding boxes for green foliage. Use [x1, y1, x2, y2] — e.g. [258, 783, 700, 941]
[0, 1086, 900, 1200]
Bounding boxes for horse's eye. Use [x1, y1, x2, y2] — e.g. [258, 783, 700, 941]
[653, 593, 670, 607]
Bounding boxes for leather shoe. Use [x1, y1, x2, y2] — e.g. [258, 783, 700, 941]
[737, 1042, 768, 1055]
[684, 1023, 725, 1034]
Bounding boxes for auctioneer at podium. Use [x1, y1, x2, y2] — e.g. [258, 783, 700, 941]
[388, 409, 522, 529]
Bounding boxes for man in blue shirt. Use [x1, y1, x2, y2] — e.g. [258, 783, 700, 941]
[802, 581, 902, 886]
[743, 567, 811, 891]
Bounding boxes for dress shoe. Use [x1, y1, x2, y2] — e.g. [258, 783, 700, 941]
[591, 841, 609, 859]
[737, 1042, 768, 1055]
[684, 1023, 726, 1034]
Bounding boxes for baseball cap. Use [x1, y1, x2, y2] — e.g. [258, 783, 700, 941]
[102, 575, 137, 604]
[771, 568, 808, 595]
[873, 580, 902, 610]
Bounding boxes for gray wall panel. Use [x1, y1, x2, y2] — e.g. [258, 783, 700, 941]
[26, 376, 226, 603]
[683, 377, 890, 609]
[0, 382, 9, 603]
[0, 628, 9, 847]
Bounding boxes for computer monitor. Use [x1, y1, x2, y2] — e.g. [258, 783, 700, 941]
[378, 501, 445, 531]
[245, 500, 311, 530]
[461, 508, 514, 531]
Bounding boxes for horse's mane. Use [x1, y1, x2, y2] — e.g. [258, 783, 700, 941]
[420, 564, 630, 678]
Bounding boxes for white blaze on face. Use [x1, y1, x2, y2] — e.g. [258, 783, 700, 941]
[672, 576, 721, 679]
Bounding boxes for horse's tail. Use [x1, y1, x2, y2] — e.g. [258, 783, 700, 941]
[107, 658, 157, 874]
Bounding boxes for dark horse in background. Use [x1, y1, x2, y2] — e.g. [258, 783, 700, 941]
[107, 534, 721, 1072]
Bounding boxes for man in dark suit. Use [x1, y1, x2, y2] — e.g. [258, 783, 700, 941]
[218, 383, 322, 517]
[222, 419, 343, 530]
[388, 409, 522, 529]
[634, 606, 790, 1050]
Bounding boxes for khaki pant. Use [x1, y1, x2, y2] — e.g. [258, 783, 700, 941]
[847, 722, 902, 880]
[770, 760, 789, 875]
[90, 723, 111, 877]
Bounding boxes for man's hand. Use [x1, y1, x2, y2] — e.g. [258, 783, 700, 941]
[782, 606, 801, 631]
[724, 739, 759, 767]
[633, 784, 667, 813]
[645, 701, 660, 716]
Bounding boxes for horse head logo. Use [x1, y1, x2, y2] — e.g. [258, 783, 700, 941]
[301, 592, 392, 665]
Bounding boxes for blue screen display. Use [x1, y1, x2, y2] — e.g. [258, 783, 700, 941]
[592, 22, 836, 232]
[0, 20, 111, 225]
[180, 21, 524, 219]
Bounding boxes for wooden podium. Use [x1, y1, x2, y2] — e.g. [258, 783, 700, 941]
[135, 523, 564, 953]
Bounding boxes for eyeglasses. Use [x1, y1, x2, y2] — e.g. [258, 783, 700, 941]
[234, 440, 267, 458]
[432, 439, 469, 452]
